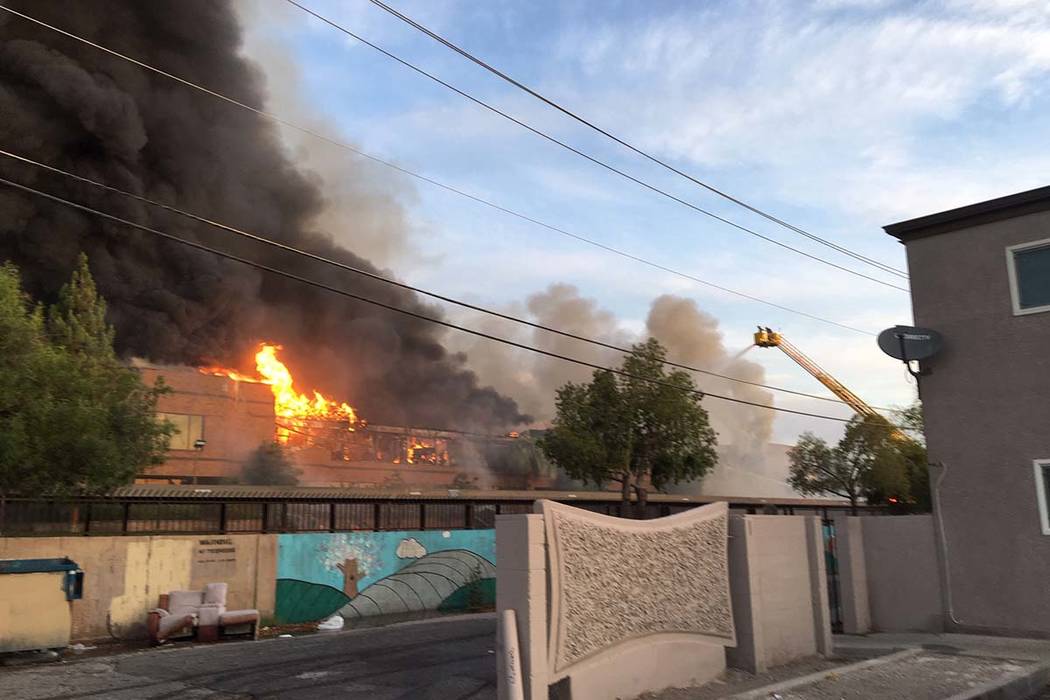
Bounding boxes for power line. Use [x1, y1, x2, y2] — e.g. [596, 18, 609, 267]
[0, 4, 877, 336]
[0, 148, 888, 412]
[365, 0, 908, 280]
[0, 175, 858, 424]
[284, 0, 909, 292]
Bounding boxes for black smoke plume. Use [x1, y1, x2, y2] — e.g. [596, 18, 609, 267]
[0, 0, 527, 429]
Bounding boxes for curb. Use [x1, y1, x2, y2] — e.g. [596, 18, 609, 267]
[945, 660, 1050, 700]
[727, 649, 922, 699]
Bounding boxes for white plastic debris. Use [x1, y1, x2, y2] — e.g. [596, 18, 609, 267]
[317, 614, 344, 631]
[278, 634, 294, 638]
[69, 643, 96, 654]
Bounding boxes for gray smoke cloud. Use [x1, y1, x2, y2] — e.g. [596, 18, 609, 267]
[449, 283, 629, 420]
[234, 1, 420, 270]
[453, 286, 796, 496]
[644, 295, 774, 455]
[0, 0, 526, 430]
[455, 285, 774, 446]
[643, 296, 796, 497]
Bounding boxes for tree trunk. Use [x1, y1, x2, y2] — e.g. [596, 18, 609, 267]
[635, 485, 649, 520]
[620, 473, 632, 518]
[849, 494, 858, 516]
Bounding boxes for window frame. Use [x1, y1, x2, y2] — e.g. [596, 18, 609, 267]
[1033, 460, 1050, 535]
[157, 412, 206, 451]
[1006, 237, 1050, 316]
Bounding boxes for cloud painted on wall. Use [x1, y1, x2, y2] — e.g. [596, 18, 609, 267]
[395, 538, 427, 559]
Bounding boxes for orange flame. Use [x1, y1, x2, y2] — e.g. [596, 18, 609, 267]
[254, 344, 357, 425]
[200, 343, 358, 440]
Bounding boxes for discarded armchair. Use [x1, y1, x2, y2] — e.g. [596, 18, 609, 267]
[147, 582, 259, 644]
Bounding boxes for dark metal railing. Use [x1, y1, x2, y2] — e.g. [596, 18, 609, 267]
[0, 494, 866, 537]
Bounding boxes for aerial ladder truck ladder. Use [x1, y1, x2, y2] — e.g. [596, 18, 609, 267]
[753, 327, 906, 439]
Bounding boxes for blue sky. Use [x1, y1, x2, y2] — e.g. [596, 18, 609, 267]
[237, 0, 1050, 443]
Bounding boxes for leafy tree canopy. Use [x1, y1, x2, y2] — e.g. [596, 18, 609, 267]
[541, 338, 718, 516]
[0, 255, 173, 497]
[788, 413, 930, 513]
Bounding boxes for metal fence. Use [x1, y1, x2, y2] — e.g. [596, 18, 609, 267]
[822, 518, 845, 634]
[0, 493, 864, 537]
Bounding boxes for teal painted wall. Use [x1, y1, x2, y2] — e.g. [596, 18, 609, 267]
[275, 530, 496, 623]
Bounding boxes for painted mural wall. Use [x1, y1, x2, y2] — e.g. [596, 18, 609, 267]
[274, 530, 496, 624]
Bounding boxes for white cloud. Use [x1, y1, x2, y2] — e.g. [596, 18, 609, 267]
[396, 538, 427, 559]
[553, 4, 1050, 221]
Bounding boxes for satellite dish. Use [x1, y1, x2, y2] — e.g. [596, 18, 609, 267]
[877, 325, 943, 361]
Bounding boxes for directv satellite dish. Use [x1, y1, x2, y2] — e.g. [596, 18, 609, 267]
[877, 325, 943, 362]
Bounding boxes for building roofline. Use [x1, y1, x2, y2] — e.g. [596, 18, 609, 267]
[884, 185, 1050, 242]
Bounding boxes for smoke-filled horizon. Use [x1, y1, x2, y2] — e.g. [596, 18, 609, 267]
[450, 285, 775, 446]
[0, 0, 527, 431]
[450, 285, 794, 495]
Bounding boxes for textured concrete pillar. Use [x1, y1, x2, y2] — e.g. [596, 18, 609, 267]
[496, 514, 547, 700]
[727, 515, 833, 673]
[834, 516, 871, 634]
[805, 516, 833, 656]
[499, 609, 525, 700]
[726, 515, 763, 672]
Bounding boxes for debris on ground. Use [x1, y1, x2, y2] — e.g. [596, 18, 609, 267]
[316, 614, 344, 631]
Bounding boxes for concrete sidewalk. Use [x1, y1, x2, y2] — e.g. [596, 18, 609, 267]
[0, 613, 498, 699]
[646, 633, 1050, 699]
[835, 632, 1050, 663]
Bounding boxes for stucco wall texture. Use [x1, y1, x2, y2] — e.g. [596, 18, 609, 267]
[727, 515, 831, 673]
[505, 501, 735, 700]
[861, 515, 943, 633]
[902, 208, 1050, 635]
[0, 534, 277, 640]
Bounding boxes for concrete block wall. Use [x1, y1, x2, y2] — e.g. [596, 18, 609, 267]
[862, 515, 943, 632]
[727, 515, 832, 673]
[495, 514, 547, 700]
[834, 515, 944, 634]
[497, 503, 736, 700]
[833, 515, 871, 634]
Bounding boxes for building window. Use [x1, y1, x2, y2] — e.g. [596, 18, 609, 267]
[1007, 239, 1050, 315]
[1033, 460, 1050, 535]
[158, 412, 205, 450]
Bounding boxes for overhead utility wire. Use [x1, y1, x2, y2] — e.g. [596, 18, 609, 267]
[0, 5, 876, 337]
[284, 0, 909, 292]
[365, 0, 908, 280]
[0, 175, 860, 424]
[0, 148, 887, 412]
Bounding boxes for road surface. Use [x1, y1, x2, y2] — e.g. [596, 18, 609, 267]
[0, 613, 497, 699]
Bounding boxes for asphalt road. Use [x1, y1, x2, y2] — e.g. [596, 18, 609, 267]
[0, 613, 498, 699]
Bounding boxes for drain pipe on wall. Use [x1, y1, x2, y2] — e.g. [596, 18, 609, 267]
[931, 462, 1010, 634]
[930, 462, 964, 628]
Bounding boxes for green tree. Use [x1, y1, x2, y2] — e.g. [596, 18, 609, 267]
[241, 442, 300, 485]
[893, 399, 931, 511]
[788, 415, 911, 514]
[47, 254, 116, 358]
[541, 338, 718, 517]
[0, 257, 173, 499]
[896, 400, 925, 440]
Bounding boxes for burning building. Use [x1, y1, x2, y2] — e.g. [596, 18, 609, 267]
[136, 344, 551, 489]
[0, 0, 529, 445]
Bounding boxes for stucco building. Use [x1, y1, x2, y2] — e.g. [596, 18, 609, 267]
[885, 186, 1050, 636]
